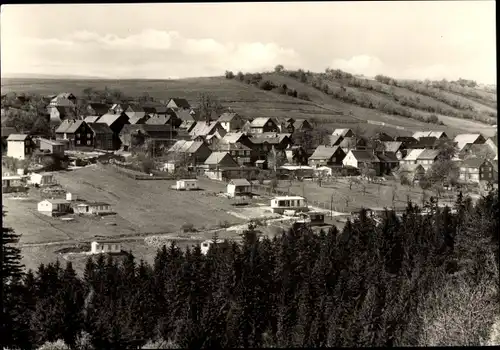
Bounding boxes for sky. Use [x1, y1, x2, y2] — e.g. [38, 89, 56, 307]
[0, 2, 496, 84]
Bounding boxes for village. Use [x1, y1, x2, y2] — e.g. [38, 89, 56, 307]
[1, 91, 498, 269]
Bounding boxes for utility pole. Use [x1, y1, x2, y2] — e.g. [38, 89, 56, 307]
[330, 193, 333, 218]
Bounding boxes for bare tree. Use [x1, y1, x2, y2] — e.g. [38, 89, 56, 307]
[198, 93, 223, 121]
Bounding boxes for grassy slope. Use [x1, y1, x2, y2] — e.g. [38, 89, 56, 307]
[2, 75, 496, 137]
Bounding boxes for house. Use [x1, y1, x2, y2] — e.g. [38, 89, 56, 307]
[203, 151, 238, 171]
[454, 134, 486, 151]
[55, 120, 94, 149]
[49, 93, 76, 108]
[7, 134, 34, 160]
[39, 138, 65, 155]
[308, 145, 346, 167]
[373, 132, 394, 142]
[376, 151, 400, 175]
[382, 141, 405, 159]
[332, 128, 354, 138]
[84, 116, 101, 124]
[398, 164, 426, 183]
[119, 124, 178, 153]
[395, 136, 419, 149]
[278, 165, 315, 179]
[175, 179, 199, 191]
[2, 127, 18, 154]
[329, 134, 344, 147]
[86, 103, 110, 117]
[213, 142, 253, 166]
[458, 143, 497, 160]
[87, 123, 114, 150]
[270, 196, 307, 214]
[29, 173, 55, 186]
[416, 137, 440, 149]
[339, 136, 367, 152]
[459, 158, 486, 183]
[167, 140, 212, 165]
[416, 149, 440, 171]
[292, 119, 313, 132]
[96, 113, 130, 149]
[227, 178, 252, 197]
[203, 130, 226, 146]
[479, 159, 497, 183]
[37, 199, 71, 217]
[412, 131, 448, 140]
[146, 114, 181, 128]
[166, 98, 191, 110]
[73, 202, 113, 215]
[108, 103, 130, 115]
[179, 120, 197, 133]
[200, 239, 225, 255]
[255, 159, 268, 169]
[485, 135, 498, 156]
[218, 112, 245, 132]
[49, 106, 76, 126]
[190, 121, 227, 140]
[342, 150, 381, 175]
[90, 241, 122, 254]
[221, 132, 253, 149]
[177, 109, 196, 122]
[2, 174, 28, 192]
[249, 117, 279, 134]
[276, 118, 295, 134]
[400, 149, 426, 166]
[249, 134, 293, 158]
[285, 145, 309, 165]
[127, 112, 149, 125]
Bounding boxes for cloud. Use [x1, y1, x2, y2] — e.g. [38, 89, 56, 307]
[2, 29, 302, 78]
[330, 55, 385, 77]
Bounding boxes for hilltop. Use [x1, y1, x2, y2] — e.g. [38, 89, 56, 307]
[1, 69, 497, 138]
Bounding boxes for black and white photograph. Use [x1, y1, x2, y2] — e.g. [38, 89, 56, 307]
[1, 1, 498, 348]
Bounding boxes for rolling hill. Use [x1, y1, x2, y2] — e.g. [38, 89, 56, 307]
[1, 71, 497, 138]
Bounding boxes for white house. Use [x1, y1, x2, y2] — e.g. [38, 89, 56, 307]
[90, 241, 122, 254]
[73, 202, 113, 215]
[227, 178, 251, 197]
[29, 173, 55, 186]
[176, 179, 199, 190]
[37, 199, 71, 217]
[400, 149, 426, 166]
[270, 196, 308, 214]
[342, 150, 381, 175]
[200, 239, 225, 255]
[7, 134, 33, 160]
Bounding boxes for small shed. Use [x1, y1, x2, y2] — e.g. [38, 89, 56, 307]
[300, 211, 325, 226]
[37, 199, 71, 217]
[227, 178, 252, 197]
[73, 202, 113, 215]
[200, 239, 225, 255]
[2, 174, 28, 190]
[255, 159, 268, 169]
[270, 196, 308, 214]
[29, 173, 55, 186]
[176, 179, 198, 190]
[91, 241, 122, 254]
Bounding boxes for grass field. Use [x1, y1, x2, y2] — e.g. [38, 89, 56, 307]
[3, 75, 495, 137]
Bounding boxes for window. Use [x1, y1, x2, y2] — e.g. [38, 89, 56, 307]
[76, 133, 80, 138]
[202, 242, 209, 247]
[87, 133, 91, 138]
[76, 140, 80, 145]
[87, 140, 91, 145]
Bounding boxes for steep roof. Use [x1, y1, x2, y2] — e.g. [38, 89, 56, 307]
[329, 134, 343, 146]
[293, 119, 311, 130]
[454, 134, 484, 150]
[84, 116, 101, 123]
[128, 114, 149, 124]
[204, 151, 234, 165]
[218, 112, 240, 122]
[88, 122, 113, 135]
[98, 113, 128, 126]
[186, 141, 205, 154]
[403, 148, 426, 161]
[222, 132, 245, 144]
[88, 103, 110, 115]
[168, 98, 191, 109]
[460, 144, 496, 159]
[230, 178, 251, 186]
[488, 135, 498, 147]
[309, 145, 341, 160]
[460, 157, 487, 168]
[417, 149, 440, 160]
[350, 150, 380, 162]
[176, 109, 195, 121]
[146, 115, 171, 125]
[216, 142, 252, 152]
[332, 128, 352, 137]
[168, 140, 189, 153]
[190, 121, 223, 137]
[250, 134, 290, 145]
[250, 117, 274, 128]
[7, 134, 30, 141]
[55, 120, 84, 134]
[383, 141, 402, 153]
[399, 164, 425, 173]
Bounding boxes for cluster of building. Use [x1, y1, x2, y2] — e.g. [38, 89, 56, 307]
[2, 92, 498, 188]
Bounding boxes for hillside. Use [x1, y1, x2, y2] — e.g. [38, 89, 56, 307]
[2, 72, 497, 138]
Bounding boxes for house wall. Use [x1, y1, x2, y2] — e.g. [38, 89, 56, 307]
[459, 166, 480, 183]
[342, 152, 358, 168]
[479, 162, 495, 182]
[417, 159, 436, 171]
[94, 134, 114, 150]
[7, 140, 30, 160]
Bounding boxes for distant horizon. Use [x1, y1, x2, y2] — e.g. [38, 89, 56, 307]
[1, 2, 495, 85]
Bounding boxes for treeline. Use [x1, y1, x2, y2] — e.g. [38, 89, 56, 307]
[2, 190, 499, 349]
[225, 70, 312, 101]
[374, 75, 496, 124]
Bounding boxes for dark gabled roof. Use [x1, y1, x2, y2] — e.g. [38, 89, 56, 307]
[417, 136, 439, 148]
[488, 135, 497, 147]
[218, 112, 240, 122]
[329, 134, 343, 146]
[395, 136, 418, 143]
[309, 145, 342, 160]
[376, 151, 399, 163]
[98, 113, 129, 126]
[293, 119, 312, 130]
[350, 150, 380, 162]
[88, 103, 110, 116]
[168, 98, 190, 109]
[55, 120, 84, 134]
[88, 122, 113, 135]
[383, 141, 403, 153]
[460, 157, 488, 168]
[146, 115, 171, 125]
[417, 149, 440, 160]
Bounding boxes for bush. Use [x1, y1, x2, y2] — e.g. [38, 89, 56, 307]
[225, 71, 235, 79]
[259, 80, 275, 91]
[181, 223, 196, 233]
[236, 71, 244, 81]
[297, 92, 311, 101]
[37, 340, 70, 350]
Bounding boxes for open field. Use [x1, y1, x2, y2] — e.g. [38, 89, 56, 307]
[2, 75, 494, 137]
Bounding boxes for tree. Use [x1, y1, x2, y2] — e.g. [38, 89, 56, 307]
[274, 65, 284, 73]
[2, 208, 24, 283]
[267, 146, 287, 172]
[236, 72, 244, 81]
[225, 71, 235, 79]
[198, 93, 223, 121]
